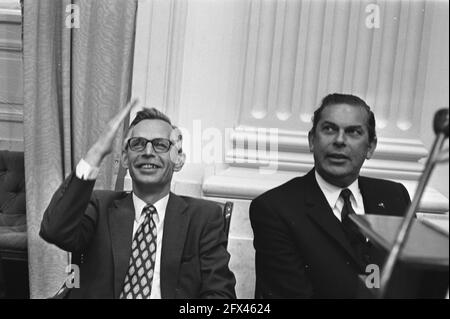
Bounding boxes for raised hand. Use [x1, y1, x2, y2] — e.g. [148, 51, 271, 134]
[85, 99, 139, 168]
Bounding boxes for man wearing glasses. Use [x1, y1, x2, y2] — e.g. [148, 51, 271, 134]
[40, 102, 236, 299]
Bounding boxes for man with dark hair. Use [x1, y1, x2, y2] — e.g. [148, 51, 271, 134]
[41, 101, 236, 299]
[250, 93, 411, 298]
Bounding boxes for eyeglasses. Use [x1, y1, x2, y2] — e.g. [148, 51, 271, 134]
[127, 137, 173, 153]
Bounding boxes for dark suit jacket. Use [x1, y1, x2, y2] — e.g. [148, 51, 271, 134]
[40, 173, 236, 299]
[250, 169, 411, 299]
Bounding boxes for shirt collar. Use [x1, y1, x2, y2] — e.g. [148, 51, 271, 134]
[132, 192, 170, 222]
[314, 170, 362, 209]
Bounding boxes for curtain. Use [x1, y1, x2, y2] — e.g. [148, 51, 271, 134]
[23, 0, 137, 298]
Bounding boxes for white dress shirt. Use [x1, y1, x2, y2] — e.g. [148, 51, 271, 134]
[314, 170, 365, 221]
[76, 159, 167, 299]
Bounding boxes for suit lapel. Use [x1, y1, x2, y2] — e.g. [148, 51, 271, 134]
[160, 193, 189, 299]
[108, 192, 135, 298]
[304, 170, 363, 268]
[358, 177, 388, 216]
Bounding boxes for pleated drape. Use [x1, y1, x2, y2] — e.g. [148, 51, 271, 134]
[23, 0, 136, 298]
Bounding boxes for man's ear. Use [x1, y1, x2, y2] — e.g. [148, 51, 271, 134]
[121, 150, 129, 169]
[173, 152, 186, 172]
[366, 137, 377, 160]
[169, 126, 185, 171]
[308, 131, 315, 152]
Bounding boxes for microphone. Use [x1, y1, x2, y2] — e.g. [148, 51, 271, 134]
[379, 108, 449, 298]
[433, 108, 449, 137]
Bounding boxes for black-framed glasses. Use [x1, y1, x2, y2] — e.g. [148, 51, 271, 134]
[127, 137, 173, 153]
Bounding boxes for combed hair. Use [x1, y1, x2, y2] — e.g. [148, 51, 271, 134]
[310, 93, 376, 143]
[129, 108, 172, 127]
[123, 107, 182, 153]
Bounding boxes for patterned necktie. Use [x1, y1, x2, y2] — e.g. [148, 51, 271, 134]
[340, 189, 369, 267]
[120, 204, 158, 299]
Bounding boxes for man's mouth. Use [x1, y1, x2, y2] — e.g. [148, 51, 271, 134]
[137, 163, 161, 169]
[327, 154, 349, 160]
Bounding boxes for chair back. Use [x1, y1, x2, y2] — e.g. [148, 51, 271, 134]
[215, 201, 233, 241]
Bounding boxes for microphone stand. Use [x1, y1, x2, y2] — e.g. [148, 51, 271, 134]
[379, 109, 449, 298]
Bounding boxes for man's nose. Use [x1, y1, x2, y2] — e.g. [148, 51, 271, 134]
[334, 130, 346, 145]
[143, 142, 156, 155]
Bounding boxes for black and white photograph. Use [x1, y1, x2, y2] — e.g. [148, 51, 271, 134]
[0, 0, 448, 303]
